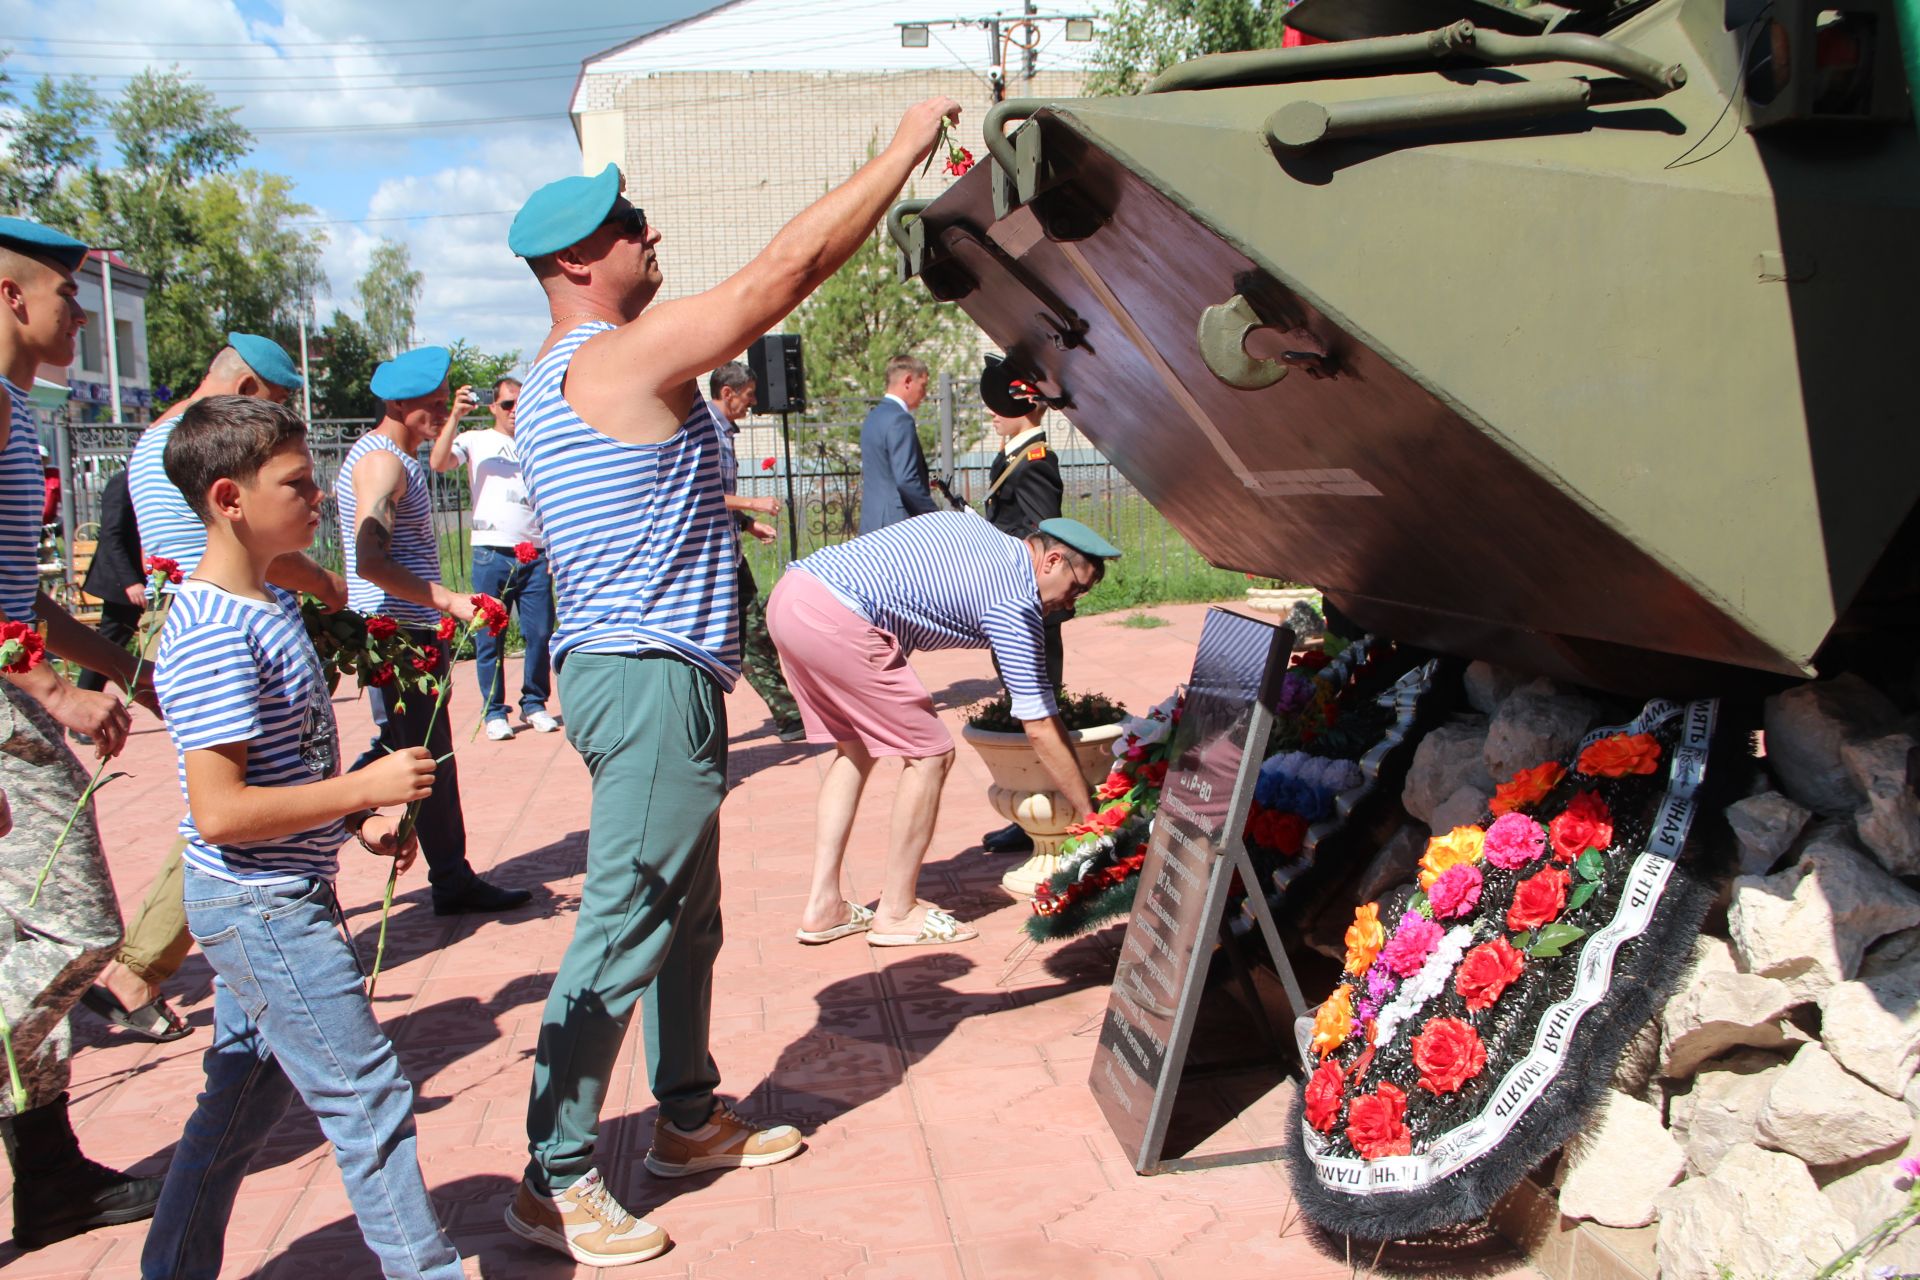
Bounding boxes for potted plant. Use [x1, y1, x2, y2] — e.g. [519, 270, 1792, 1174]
[962, 689, 1128, 896]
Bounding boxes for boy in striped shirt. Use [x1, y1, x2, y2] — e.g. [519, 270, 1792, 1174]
[143, 395, 463, 1280]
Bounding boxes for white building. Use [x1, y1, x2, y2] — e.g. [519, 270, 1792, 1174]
[61, 251, 154, 422]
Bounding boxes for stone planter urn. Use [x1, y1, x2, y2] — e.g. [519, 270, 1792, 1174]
[960, 720, 1126, 898]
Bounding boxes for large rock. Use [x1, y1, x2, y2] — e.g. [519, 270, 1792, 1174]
[1611, 1015, 1662, 1099]
[1820, 1147, 1920, 1278]
[1672, 1048, 1796, 1176]
[1463, 661, 1527, 716]
[1724, 791, 1812, 879]
[1402, 718, 1492, 826]
[1350, 823, 1426, 905]
[1655, 1143, 1853, 1280]
[1757, 1044, 1911, 1166]
[1558, 1091, 1685, 1227]
[1728, 824, 1920, 1001]
[1763, 675, 1900, 816]
[1819, 951, 1920, 1097]
[1844, 732, 1920, 876]
[1660, 936, 1807, 1078]
[1483, 688, 1598, 784]
[1429, 784, 1492, 833]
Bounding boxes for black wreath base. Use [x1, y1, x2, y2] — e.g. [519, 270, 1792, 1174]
[1280, 717, 1751, 1245]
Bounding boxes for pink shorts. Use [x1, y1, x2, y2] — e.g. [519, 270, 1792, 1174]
[764, 570, 954, 758]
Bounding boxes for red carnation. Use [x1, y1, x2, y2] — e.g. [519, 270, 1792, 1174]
[1507, 866, 1572, 933]
[436, 616, 458, 641]
[1345, 1081, 1411, 1160]
[365, 614, 399, 641]
[1304, 1060, 1345, 1134]
[408, 654, 437, 675]
[760, 457, 776, 472]
[943, 145, 975, 176]
[0, 620, 44, 674]
[142, 554, 182, 584]
[1549, 790, 1614, 863]
[1291, 649, 1332, 670]
[514, 541, 540, 565]
[1136, 759, 1168, 790]
[1411, 1017, 1488, 1095]
[366, 663, 396, 688]
[1456, 937, 1526, 1012]
[470, 593, 510, 637]
[1095, 770, 1133, 802]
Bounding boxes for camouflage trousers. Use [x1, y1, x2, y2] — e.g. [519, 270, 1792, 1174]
[737, 561, 800, 732]
[0, 682, 121, 1116]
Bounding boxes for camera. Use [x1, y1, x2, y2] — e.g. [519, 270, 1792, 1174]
[472, 387, 494, 407]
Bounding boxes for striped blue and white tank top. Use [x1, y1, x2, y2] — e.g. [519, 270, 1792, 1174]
[515, 322, 738, 686]
[155, 581, 343, 883]
[337, 431, 440, 627]
[0, 378, 43, 624]
[126, 408, 207, 583]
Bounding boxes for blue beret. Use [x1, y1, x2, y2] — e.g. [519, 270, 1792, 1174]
[369, 345, 452, 401]
[509, 163, 622, 258]
[0, 217, 88, 272]
[1038, 516, 1121, 560]
[226, 332, 303, 391]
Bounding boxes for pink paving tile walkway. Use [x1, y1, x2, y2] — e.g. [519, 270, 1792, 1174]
[4, 602, 1537, 1279]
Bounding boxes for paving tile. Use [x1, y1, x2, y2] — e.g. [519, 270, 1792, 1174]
[774, 1179, 952, 1250]
[936, 1161, 1111, 1240]
[846, 1244, 968, 1280]
[956, 1232, 1159, 1279]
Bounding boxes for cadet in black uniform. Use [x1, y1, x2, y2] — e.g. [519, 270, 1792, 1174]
[981, 399, 1068, 855]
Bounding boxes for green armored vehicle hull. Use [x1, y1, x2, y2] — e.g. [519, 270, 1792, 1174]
[894, 0, 1920, 693]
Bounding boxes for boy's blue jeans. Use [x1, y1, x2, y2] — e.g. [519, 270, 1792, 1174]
[471, 545, 554, 724]
[141, 868, 463, 1280]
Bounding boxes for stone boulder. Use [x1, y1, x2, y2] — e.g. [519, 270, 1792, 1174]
[1558, 1091, 1685, 1228]
[1429, 784, 1492, 833]
[1463, 661, 1527, 716]
[1655, 1143, 1853, 1280]
[1402, 718, 1492, 826]
[1763, 674, 1899, 816]
[1483, 688, 1598, 784]
[1350, 824, 1427, 906]
[1671, 1048, 1795, 1176]
[1728, 824, 1920, 1002]
[1844, 732, 1920, 876]
[1757, 1044, 1910, 1166]
[1819, 949, 1920, 1097]
[1724, 791, 1812, 879]
[1611, 1015, 1662, 1099]
[1660, 936, 1807, 1078]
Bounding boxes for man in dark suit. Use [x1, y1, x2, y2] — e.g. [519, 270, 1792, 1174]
[980, 398, 1071, 855]
[74, 468, 143, 697]
[858, 355, 937, 533]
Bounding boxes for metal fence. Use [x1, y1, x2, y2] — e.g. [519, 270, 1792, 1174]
[43, 391, 1231, 608]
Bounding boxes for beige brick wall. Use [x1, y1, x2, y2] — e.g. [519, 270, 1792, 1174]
[577, 68, 1099, 457]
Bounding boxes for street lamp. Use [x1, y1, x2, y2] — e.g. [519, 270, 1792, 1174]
[900, 23, 930, 47]
[1065, 17, 1094, 41]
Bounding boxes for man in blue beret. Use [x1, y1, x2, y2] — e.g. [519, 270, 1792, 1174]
[501, 96, 962, 1266]
[0, 216, 169, 1248]
[339, 346, 530, 917]
[89, 333, 349, 1048]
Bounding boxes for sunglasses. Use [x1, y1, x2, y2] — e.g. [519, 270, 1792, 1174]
[496, 398, 516, 411]
[602, 206, 648, 239]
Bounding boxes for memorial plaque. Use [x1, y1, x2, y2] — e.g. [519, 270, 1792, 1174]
[1090, 608, 1304, 1174]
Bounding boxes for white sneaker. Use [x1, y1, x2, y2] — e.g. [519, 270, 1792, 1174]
[484, 719, 514, 741]
[504, 1168, 670, 1266]
[525, 710, 560, 733]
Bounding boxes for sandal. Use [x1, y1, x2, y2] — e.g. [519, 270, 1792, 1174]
[867, 905, 978, 948]
[80, 986, 192, 1043]
[796, 902, 875, 945]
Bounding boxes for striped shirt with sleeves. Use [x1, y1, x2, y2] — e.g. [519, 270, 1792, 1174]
[0, 377, 43, 623]
[126, 408, 208, 584]
[793, 511, 1058, 721]
[154, 581, 344, 884]
[514, 322, 739, 687]
[337, 431, 441, 627]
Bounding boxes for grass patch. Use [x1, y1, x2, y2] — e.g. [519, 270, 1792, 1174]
[1116, 612, 1170, 629]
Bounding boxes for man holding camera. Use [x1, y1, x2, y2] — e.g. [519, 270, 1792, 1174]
[429, 375, 556, 740]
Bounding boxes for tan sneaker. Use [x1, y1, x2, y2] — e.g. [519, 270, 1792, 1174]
[503, 1168, 670, 1267]
[643, 1100, 804, 1177]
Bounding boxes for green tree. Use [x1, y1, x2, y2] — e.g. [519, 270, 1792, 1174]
[0, 77, 103, 222]
[356, 238, 421, 359]
[448, 338, 520, 404]
[790, 220, 974, 454]
[309, 310, 382, 421]
[1086, 0, 1290, 96]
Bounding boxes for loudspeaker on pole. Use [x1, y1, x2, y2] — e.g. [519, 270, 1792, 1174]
[748, 334, 806, 414]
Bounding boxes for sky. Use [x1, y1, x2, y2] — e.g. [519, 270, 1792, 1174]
[0, 0, 717, 368]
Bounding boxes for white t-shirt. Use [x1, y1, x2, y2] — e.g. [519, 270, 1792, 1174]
[450, 428, 542, 549]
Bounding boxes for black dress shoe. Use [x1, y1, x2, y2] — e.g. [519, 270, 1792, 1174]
[3, 1093, 165, 1250]
[775, 722, 806, 743]
[433, 876, 533, 916]
[981, 822, 1033, 854]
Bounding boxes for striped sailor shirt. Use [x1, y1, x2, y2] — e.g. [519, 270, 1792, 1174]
[155, 581, 343, 883]
[795, 511, 1057, 720]
[126, 408, 206, 584]
[337, 431, 441, 627]
[515, 322, 739, 687]
[0, 378, 43, 623]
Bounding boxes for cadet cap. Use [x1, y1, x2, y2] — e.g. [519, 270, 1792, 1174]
[509, 163, 622, 259]
[1038, 516, 1121, 560]
[226, 332, 303, 390]
[369, 345, 453, 400]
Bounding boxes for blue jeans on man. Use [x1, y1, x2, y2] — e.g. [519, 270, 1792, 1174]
[141, 869, 463, 1280]
[471, 544, 554, 725]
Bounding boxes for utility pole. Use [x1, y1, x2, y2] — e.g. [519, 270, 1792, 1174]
[297, 299, 314, 422]
[1024, 0, 1038, 85]
[99, 252, 123, 426]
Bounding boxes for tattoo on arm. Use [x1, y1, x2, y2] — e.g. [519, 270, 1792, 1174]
[362, 492, 395, 560]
